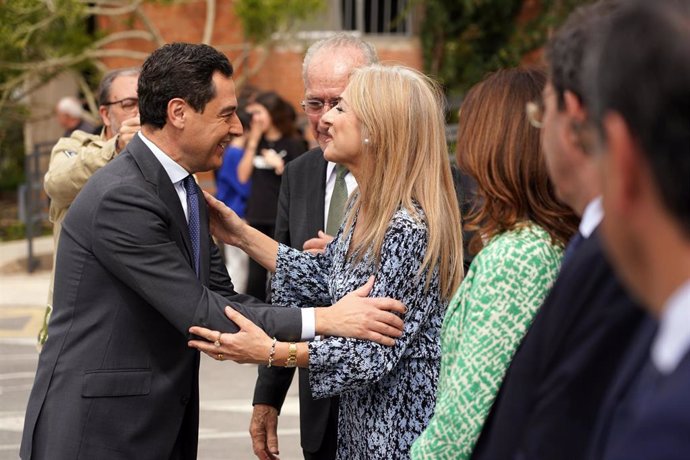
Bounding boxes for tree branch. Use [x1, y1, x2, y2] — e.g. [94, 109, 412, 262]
[87, 48, 151, 60]
[92, 29, 155, 48]
[134, 5, 165, 46]
[202, 0, 216, 45]
[75, 72, 99, 117]
[85, 0, 143, 16]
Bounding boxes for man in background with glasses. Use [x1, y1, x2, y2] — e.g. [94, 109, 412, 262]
[38, 67, 141, 349]
[250, 34, 377, 460]
[471, 2, 646, 459]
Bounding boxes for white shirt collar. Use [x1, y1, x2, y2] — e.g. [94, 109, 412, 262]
[326, 161, 339, 180]
[138, 131, 189, 184]
[579, 196, 604, 238]
[651, 280, 690, 374]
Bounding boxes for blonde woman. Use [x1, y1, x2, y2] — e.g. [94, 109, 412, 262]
[190, 65, 463, 459]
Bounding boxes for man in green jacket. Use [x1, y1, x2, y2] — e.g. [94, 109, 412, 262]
[39, 68, 140, 348]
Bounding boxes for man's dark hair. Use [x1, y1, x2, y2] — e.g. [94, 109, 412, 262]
[586, 0, 690, 233]
[138, 43, 233, 129]
[546, 0, 622, 109]
[97, 67, 140, 107]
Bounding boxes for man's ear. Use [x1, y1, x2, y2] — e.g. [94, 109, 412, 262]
[98, 106, 110, 128]
[563, 90, 590, 154]
[168, 98, 186, 129]
[603, 111, 646, 214]
[563, 90, 586, 123]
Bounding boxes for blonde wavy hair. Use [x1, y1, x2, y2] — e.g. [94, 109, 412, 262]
[342, 65, 463, 300]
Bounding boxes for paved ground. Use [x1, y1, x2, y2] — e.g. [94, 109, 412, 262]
[0, 236, 302, 460]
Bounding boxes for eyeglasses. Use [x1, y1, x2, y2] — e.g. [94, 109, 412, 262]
[300, 97, 341, 115]
[103, 97, 139, 113]
[525, 99, 544, 129]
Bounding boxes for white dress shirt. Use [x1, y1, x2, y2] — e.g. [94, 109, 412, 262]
[579, 196, 604, 238]
[139, 132, 315, 340]
[651, 280, 690, 375]
[139, 132, 191, 219]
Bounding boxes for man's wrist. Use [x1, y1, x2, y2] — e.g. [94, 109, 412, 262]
[313, 307, 331, 337]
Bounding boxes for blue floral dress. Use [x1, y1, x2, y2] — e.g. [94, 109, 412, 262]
[271, 204, 447, 459]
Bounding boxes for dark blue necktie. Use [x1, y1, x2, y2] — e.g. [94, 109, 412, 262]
[182, 175, 200, 277]
[562, 231, 584, 265]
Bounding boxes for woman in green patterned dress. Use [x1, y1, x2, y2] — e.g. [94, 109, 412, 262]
[410, 67, 579, 459]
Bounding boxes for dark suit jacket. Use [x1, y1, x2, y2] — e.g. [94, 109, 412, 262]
[471, 230, 645, 460]
[252, 147, 339, 455]
[601, 349, 690, 460]
[587, 317, 656, 460]
[21, 135, 303, 460]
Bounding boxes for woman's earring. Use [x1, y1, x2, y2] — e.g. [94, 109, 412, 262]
[363, 138, 370, 145]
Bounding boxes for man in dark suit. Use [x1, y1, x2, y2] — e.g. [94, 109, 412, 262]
[20, 43, 404, 460]
[581, 1, 690, 458]
[470, 3, 646, 459]
[249, 34, 378, 460]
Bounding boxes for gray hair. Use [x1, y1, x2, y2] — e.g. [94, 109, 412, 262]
[302, 33, 378, 83]
[97, 67, 140, 107]
[56, 96, 83, 118]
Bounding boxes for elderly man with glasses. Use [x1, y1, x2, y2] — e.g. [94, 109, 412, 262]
[39, 67, 141, 348]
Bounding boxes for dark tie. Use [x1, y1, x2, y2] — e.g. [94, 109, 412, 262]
[182, 175, 200, 277]
[562, 231, 584, 265]
[326, 165, 349, 235]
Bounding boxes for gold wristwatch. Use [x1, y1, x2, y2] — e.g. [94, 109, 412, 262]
[285, 342, 297, 368]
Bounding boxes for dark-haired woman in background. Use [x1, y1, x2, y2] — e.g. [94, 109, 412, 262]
[240, 91, 306, 300]
[411, 67, 579, 460]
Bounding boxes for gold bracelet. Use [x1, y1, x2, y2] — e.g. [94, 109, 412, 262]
[285, 342, 297, 368]
[267, 337, 277, 367]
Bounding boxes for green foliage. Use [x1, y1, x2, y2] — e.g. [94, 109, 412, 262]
[234, 0, 325, 43]
[0, 105, 28, 191]
[0, 218, 52, 241]
[420, 0, 594, 95]
[0, 0, 97, 104]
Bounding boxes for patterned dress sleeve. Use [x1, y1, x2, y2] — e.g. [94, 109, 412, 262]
[411, 226, 563, 460]
[307, 211, 441, 398]
[270, 242, 334, 308]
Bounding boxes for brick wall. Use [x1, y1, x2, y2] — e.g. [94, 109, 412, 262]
[96, 0, 423, 193]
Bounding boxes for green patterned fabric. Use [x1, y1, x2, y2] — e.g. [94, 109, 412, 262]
[411, 223, 564, 459]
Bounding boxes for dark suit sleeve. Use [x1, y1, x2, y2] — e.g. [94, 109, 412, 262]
[90, 182, 302, 342]
[253, 160, 297, 410]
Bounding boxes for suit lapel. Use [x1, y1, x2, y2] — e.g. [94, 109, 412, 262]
[309, 148, 327, 233]
[127, 135, 195, 271]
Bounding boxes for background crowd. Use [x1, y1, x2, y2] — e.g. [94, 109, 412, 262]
[23, 0, 690, 459]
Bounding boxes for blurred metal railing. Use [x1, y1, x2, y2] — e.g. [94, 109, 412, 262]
[19, 141, 53, 272]
[342, 0, 412, 36]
